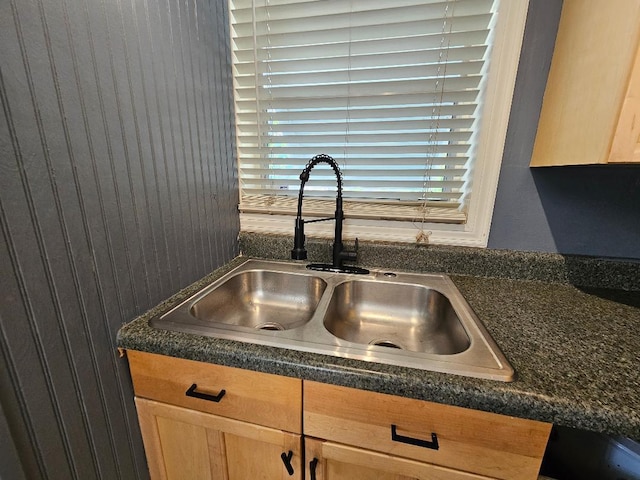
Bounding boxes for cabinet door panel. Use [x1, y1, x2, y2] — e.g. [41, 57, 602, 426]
[225, 433, 300, 480]
[530, 0, 640, 166]
[305, 437, 492, 480]
[136, 397, 302, 480]
[155, 416, 215, 480]
[325, 460, 413, 480]
[610, 45, 640, 163]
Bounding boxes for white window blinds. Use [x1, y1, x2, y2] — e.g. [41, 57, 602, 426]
[230, 0, 497, 225]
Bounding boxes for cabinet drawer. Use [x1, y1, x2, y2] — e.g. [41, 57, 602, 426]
[303, 381, 551, 480]
[127, 350, 302, 433]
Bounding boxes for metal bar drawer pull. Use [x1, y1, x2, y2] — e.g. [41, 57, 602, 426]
[185, 384, 226, 403]
[391, 424, 439, 450]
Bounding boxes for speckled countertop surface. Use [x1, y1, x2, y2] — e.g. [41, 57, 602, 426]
[117, 233, 640, 440]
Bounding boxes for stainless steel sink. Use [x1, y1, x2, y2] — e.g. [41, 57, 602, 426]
[152, 259, 515, 381]
[323, 280, 470, 355]
[189, 270, 326, 330]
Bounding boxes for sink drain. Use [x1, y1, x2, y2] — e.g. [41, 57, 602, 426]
[255, 322, 285, 331]
[370, 340, 403, 349]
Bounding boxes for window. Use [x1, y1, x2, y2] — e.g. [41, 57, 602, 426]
[229, 0, 529, 246]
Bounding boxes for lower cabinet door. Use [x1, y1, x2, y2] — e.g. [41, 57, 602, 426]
[304, 437, 494, 480]
[135, 397, 302, 480]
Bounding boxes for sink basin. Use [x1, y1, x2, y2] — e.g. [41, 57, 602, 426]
[189, 270, 326, 330]
[324, 280, 470, 355]
[152, 259, 515, 381]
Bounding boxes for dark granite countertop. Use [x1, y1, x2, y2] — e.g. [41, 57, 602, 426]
[116, 234, 640, 441]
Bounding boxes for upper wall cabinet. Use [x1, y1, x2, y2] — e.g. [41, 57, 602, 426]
[531, 0, 640, 166]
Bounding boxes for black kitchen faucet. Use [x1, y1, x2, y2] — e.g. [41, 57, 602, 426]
[291, 154, 369, 274]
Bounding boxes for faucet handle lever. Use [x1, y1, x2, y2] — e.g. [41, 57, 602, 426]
[340, 238, 359, 263]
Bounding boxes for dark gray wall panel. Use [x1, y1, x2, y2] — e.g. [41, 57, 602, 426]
[0, 399, 27, 480]
[0, 0, 239, 478]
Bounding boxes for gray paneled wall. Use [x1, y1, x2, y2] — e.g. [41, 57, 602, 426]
[0, 0, 239, 477]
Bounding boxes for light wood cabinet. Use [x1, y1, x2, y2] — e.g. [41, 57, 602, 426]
[136, 398, 302, 480]
[128, 351, 303, 480]
[126, 351, 551, 480]
[531, 0, 640, 166]
[305, 437, 489, 480]
[127, 350, 301, 433]
[304, 381, 551, 480]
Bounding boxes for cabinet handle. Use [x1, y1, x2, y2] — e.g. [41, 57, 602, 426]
[185, 384, 226, 403]
[391, 424, 439, 450]
[280, 450, 294, 476]
[309, 458, 318, 480]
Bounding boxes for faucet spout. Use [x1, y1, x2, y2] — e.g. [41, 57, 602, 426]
[291, 154, 368, 274]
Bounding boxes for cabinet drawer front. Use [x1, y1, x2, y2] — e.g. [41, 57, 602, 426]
[127, 350, 302, 433]
[303, 381, 551, 480]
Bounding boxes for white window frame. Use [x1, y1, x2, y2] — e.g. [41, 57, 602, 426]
[232, 0, 530, 247]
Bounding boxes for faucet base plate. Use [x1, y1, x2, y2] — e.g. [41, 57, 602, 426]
[307, 263, 370, 275]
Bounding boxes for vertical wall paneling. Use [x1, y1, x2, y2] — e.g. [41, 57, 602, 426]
[0, 395, 28, 480]
[0, 0, 239, 477]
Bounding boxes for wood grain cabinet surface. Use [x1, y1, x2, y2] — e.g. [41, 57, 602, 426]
[127, 350, 303, 480]
[126, 351, 551, 480]
[304, 437, 490, 480]
[135, 398, 302, 480]
[304, 381, 551, 480]
[531, 0, 640, 166]
[127, 350, 302, 433]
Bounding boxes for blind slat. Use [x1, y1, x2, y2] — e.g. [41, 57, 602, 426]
[241, 188, 464, 202]
[235, 76, 482, 100]
[239, 142, 472, 153]
[238, 133, 473, 145]
[241, 167, 467, 177]
[235, 91, 480, 112]
[232, 0, 492, 24]
[242, 178, 464, 188]
[237, 119, 475, 133]
[232, 0, 478, 11]
[239, 157, 468, 168]
[233, 28, 490, 55]
[235, 46, 487, 76]
[250, 63, 484, 89]
[232, 6, 491, 36]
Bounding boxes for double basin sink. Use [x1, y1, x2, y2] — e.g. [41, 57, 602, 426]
[152, 259, 514, 381]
